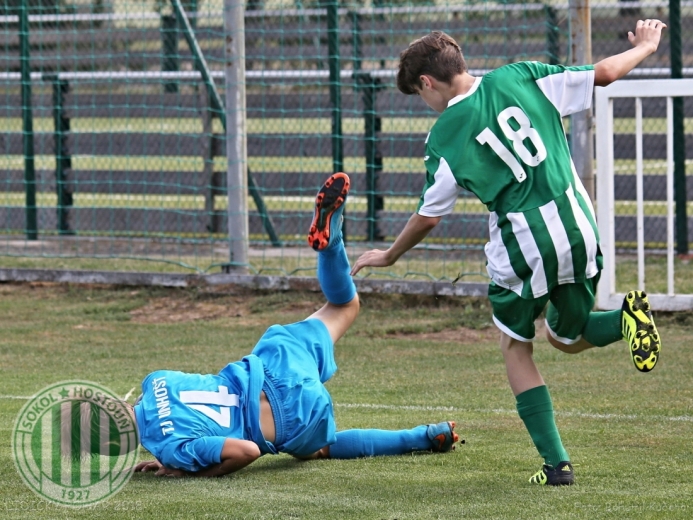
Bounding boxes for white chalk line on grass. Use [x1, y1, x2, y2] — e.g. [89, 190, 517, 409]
[333, 402, 693, 423]
[122, 387, 137, 402]
[2, 395, 690, 423]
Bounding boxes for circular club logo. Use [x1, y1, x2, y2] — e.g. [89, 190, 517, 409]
[12, 381, 139, 507]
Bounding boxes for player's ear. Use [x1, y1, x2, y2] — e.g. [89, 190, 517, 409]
[419, 74, 434, 91]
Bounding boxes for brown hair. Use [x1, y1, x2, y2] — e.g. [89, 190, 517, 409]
[397, 31, 467, 95]
[58, 399, 137, 460]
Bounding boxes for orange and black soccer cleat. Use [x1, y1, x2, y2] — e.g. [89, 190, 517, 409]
[308, 172, 350, 251]
[426, 421, 462, 453]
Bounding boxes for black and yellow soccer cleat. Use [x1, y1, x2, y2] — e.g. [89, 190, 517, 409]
[622, 290, 661, 372]
[528, 461, 574, 486]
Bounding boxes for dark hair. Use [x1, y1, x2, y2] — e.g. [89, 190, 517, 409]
[57, 399, 137, 460]
[397, 31, 467, 95]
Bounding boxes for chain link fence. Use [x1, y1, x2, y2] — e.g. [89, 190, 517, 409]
[0, 1, 690, 290]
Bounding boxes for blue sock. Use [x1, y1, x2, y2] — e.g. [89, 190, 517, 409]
[317, 234, 356, 305]
[328, 426, 430, 459]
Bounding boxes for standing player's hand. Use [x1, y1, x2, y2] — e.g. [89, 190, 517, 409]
[350, 249, 395, 276]
[628, 19, 667, 53]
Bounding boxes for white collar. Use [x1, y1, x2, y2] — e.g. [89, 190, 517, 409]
[447, 76, 483, 108]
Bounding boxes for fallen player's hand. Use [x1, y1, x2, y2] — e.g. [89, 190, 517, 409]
[134, 460, 163, 473]
[134, 460, 187, 477]
[154, 466, 186, 478]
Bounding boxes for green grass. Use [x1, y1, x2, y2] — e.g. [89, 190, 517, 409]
[1, 284, 692, 519]
[0, 254, 229, 274]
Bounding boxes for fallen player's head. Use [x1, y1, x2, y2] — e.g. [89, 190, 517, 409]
[57, 397, 139, 461]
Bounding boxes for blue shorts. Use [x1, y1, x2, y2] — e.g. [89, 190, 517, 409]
[252, 318, 337, 457]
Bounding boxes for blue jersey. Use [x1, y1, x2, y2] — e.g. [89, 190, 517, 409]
[134, 354, 269, 472]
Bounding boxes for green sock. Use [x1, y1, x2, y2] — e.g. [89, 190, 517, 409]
[581, 310, 622, 347]
[516, 385, 569, 468]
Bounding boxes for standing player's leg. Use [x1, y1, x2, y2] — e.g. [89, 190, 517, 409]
[545, 279, 661, 372]
[299, 421, 461, 460]
[306, 172, 359, 344]
[501, 333, 574, 486]
[489, 284, 574, 486]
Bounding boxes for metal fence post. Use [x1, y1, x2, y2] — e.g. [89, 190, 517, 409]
[362, 76, 384, 242]
[174, 0, 278, 260]
[19, 0, 37, 240]
[327, 1, 343, 173]
[171, 0, 224, 122]
[223, 0, 248, 270]
[161, 15, 179, 93]
[51, 77, 73, 234]
[569, 0, 594, 202]
[200, 87, 220, 234]
[545, 5, 560, 65]
[327, 0, 343, 239]
[351, 11, 383, 242]
[670, 0, 688, 255]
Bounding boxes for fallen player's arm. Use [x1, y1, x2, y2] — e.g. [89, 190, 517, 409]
[188, 438, 261, 477]
[135, 438, 261, 478]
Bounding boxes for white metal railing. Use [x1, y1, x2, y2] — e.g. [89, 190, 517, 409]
[595, 79, 693, 311]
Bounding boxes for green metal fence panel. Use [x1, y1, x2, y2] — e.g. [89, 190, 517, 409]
[0, 1, 690, 288]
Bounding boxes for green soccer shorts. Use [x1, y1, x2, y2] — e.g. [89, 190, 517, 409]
[488, 274, 600, 343]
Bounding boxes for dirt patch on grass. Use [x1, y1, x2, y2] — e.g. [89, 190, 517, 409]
[0, 281, 65, 298]
[128, 289, 323, 324]
[130, 296, 250, 324]
[384, 318, 550, 345]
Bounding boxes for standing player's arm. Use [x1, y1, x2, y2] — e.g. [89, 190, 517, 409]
[350, 213, 441, 275]
[594, 19, 666, 87]
[135, 439, 261, 478]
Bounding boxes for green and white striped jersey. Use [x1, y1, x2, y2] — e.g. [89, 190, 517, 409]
[418, 61, 601, 299]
